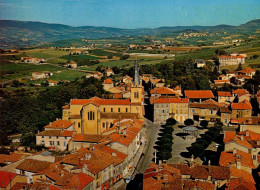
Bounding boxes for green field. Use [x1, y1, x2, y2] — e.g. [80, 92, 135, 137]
[61, 54, 99, 61]
[91, 49, 122, 57]
[25, 49, 68, 59]
[49, 70, 87, 81]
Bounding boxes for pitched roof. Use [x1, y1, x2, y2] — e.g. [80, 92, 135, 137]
[36, 130, 73, 137]
[0, 171, 17, 188]
[214, 80, 230, 83]
[220, 106, 232, 113]
[230, 167, 255, 184]
[233, 89, 249, 97]
[239, 130, 260, 141]
[219, 150, 255, 169]
[0, 152, 25, 164]
[73, 134, 105, 143]
[45, 120, 73, 129]
[189, 99, 224, 109]
[184, 90, 214, 99]
[231, 100, 252, 110]
[61, 147, 118, 174]
[153, 97, 189, 104]
[226, 178, 256, 190]
[71, 97, 131, 106]
[218, 91, 232, 97]
[237, 117, 260, 125]
[100, 112, 139, 119]
[239, 68, 255, 74]
[16, 159, 52, 173]
[150, 87, 177, 95]
[102, 78, 113, 84]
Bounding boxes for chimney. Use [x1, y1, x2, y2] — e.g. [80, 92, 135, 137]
[60, 171, 64, 177]
[112, 152, 117, 157]
[49, 122, 52, 127]
[233, 148, 237, 154]
[85, 153, 92, 160]
[236, 158, 241, 169]
[241, 135, 244, 141]
[208, 160, 211, 166]
[246, 131, 249, 136]
[190, 155, 195, 168]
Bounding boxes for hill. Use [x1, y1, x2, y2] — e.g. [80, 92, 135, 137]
[0, 19, 259, 48]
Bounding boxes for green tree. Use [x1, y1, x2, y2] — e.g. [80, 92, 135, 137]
[200, 120, 209, 128]
[184, 119, 194, 126]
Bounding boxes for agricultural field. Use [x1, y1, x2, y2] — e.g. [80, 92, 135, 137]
[49, 70, 87, 81]
[90, 49, 122, 57]
[25, 49, 68, 59]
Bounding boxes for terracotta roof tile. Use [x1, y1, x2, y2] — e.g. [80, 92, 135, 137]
[230, 167, 255, 184]
[0, 152, 25, 164]
[71, 97, 131, 106]
[218, 91, 232, 97]
[100, 112, 139, 119]
[16, 159, 52, 173]
[102, 78, 113, 84]
[233, 89, 249, 97]
[45, 120, 73, 129]
[185, 90, 214, 99]
[190, 99, 224, 109]
[73, 134, 105, 143]
[0, 171, 17, 188]
[150, 87, 177, 95]
[226, 178, 256, 190]
[36, 130, 73, 137]
[154, 97, 188, 104]
[231, 100, 252, 110]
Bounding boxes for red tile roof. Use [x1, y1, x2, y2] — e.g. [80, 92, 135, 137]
[36, 130, 73, 137]
[233, 89, 249, 97]
[16, 159, 52, 173]
[102, 78, 113, 84]
[154, 97, 188, 104]
[218, 91, 232, 97]
[73, 134, 105, 143]
[0, 171, 17, 188]
[239, 130, 260, 141]
[184, 90, 214, 99]
[237, 117, 260, 125]
[71, 97, 131, 106]
[190, 99, 224, 109]
[45, 120, 73, 129]
[224, 132, 236, 143]
[219, 55, 246, 59]
[226, 178, 256, 190]
[219, 150, 255, 169]
[150, 87, 177, 95]
[230, 167, 255, 184]
[214, 80, 230, 83]
[0, 152, 25, 164]
[239, 68, 255, 74]
[231, 100, 252, 110]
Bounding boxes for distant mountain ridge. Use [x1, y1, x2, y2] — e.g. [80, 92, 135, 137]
[0, 19, 259, 48]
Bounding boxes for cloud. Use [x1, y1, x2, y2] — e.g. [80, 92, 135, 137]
[0, 3, 29, 9]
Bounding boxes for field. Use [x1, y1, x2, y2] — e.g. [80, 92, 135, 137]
[25, 49, 68, 59]
[61, 54, 100, 61]
[90, 49, 122, 57]
[49, 70, 87, 81]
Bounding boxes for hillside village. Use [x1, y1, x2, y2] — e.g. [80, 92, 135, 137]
[0, 52, 260, 190]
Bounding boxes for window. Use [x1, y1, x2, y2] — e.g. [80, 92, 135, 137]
[192, 109, 195, 113]
[88, 111, 95, 120]
[49, 141, 52, 146]
[42, 136, 44, 138]
[103, 122, 105, 128]
[64, 142, 66, 146]
[56, 136, 58, 139]
[134, 92, 139, 98]
[49, 136, 51, 139]
[57, 141, 60, 146]
[210, 110, 214, 114]
[41, 141, 45, 145]
[65, 137, 67, 140]
[126, 108, 128, 112]
[118, 108, 120, 112]
[103, 108, 106, 112]
[111, 108, 113, 112]
[106, 122, 109, 129]
[78, 122, 80, 128]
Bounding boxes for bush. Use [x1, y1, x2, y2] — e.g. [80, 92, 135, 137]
[200, 120, 209, 128]
[184, 119, 194, 126]
[120, 54, 130, 60]
[166, 118, 177, 126]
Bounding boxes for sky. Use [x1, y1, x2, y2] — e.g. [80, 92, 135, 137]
[0, 0, 260, 29]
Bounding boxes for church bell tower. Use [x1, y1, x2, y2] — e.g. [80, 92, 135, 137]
[131, 59, 142, 104]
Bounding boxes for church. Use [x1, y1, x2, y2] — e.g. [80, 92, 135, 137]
[62, 60, 144, 135]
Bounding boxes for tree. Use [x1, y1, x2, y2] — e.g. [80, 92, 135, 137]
[200, 120, 209, 128]
[184, 119, 194, 126]
[120, 54, 130, 60]
[107, 55, 113, 59]
[166, 118, 177, 126]
[236, 63, 242, 71]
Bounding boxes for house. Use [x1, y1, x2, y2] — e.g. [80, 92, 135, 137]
[48, 80, 59, 86]
[219, 149, 255, 173]
[218, 91, 234, 103]
[219, 54, 246, 66]
[184, 90, 214, 102]
[122, 75, 133, 84]
[153, 97, 189, 124]
[226, 178, 256, 190]
[102, 78, 114, 91]
[238, 116, 260, 133]
[233, 75, 251, 86]
[231, 100, 252, 119]
[194, 59, 206, 68]
[65, 62, 77, 68]
[36, 130, 73, 151]
[150, 87, 181, 98]
[233, 89, 250, 102]
[105, 68, 114, 76]
[0, 152, 27, 167]
[238, 68, 256, 78]
[220, 106, 232, 125]
[86, 71, 103, 79]
[15, 159, 52, 183]
[21, 57, 42, 64]
[189, 99, 224, 122]
[0, 171, 27, 190]
[214, 79, 230, 85]
[32, 163, 95, 190]
[31, 72, 46, 80]
[62, 61, 144, 135]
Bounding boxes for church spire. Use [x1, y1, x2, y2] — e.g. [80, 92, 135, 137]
[133, 59, 140, 85]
